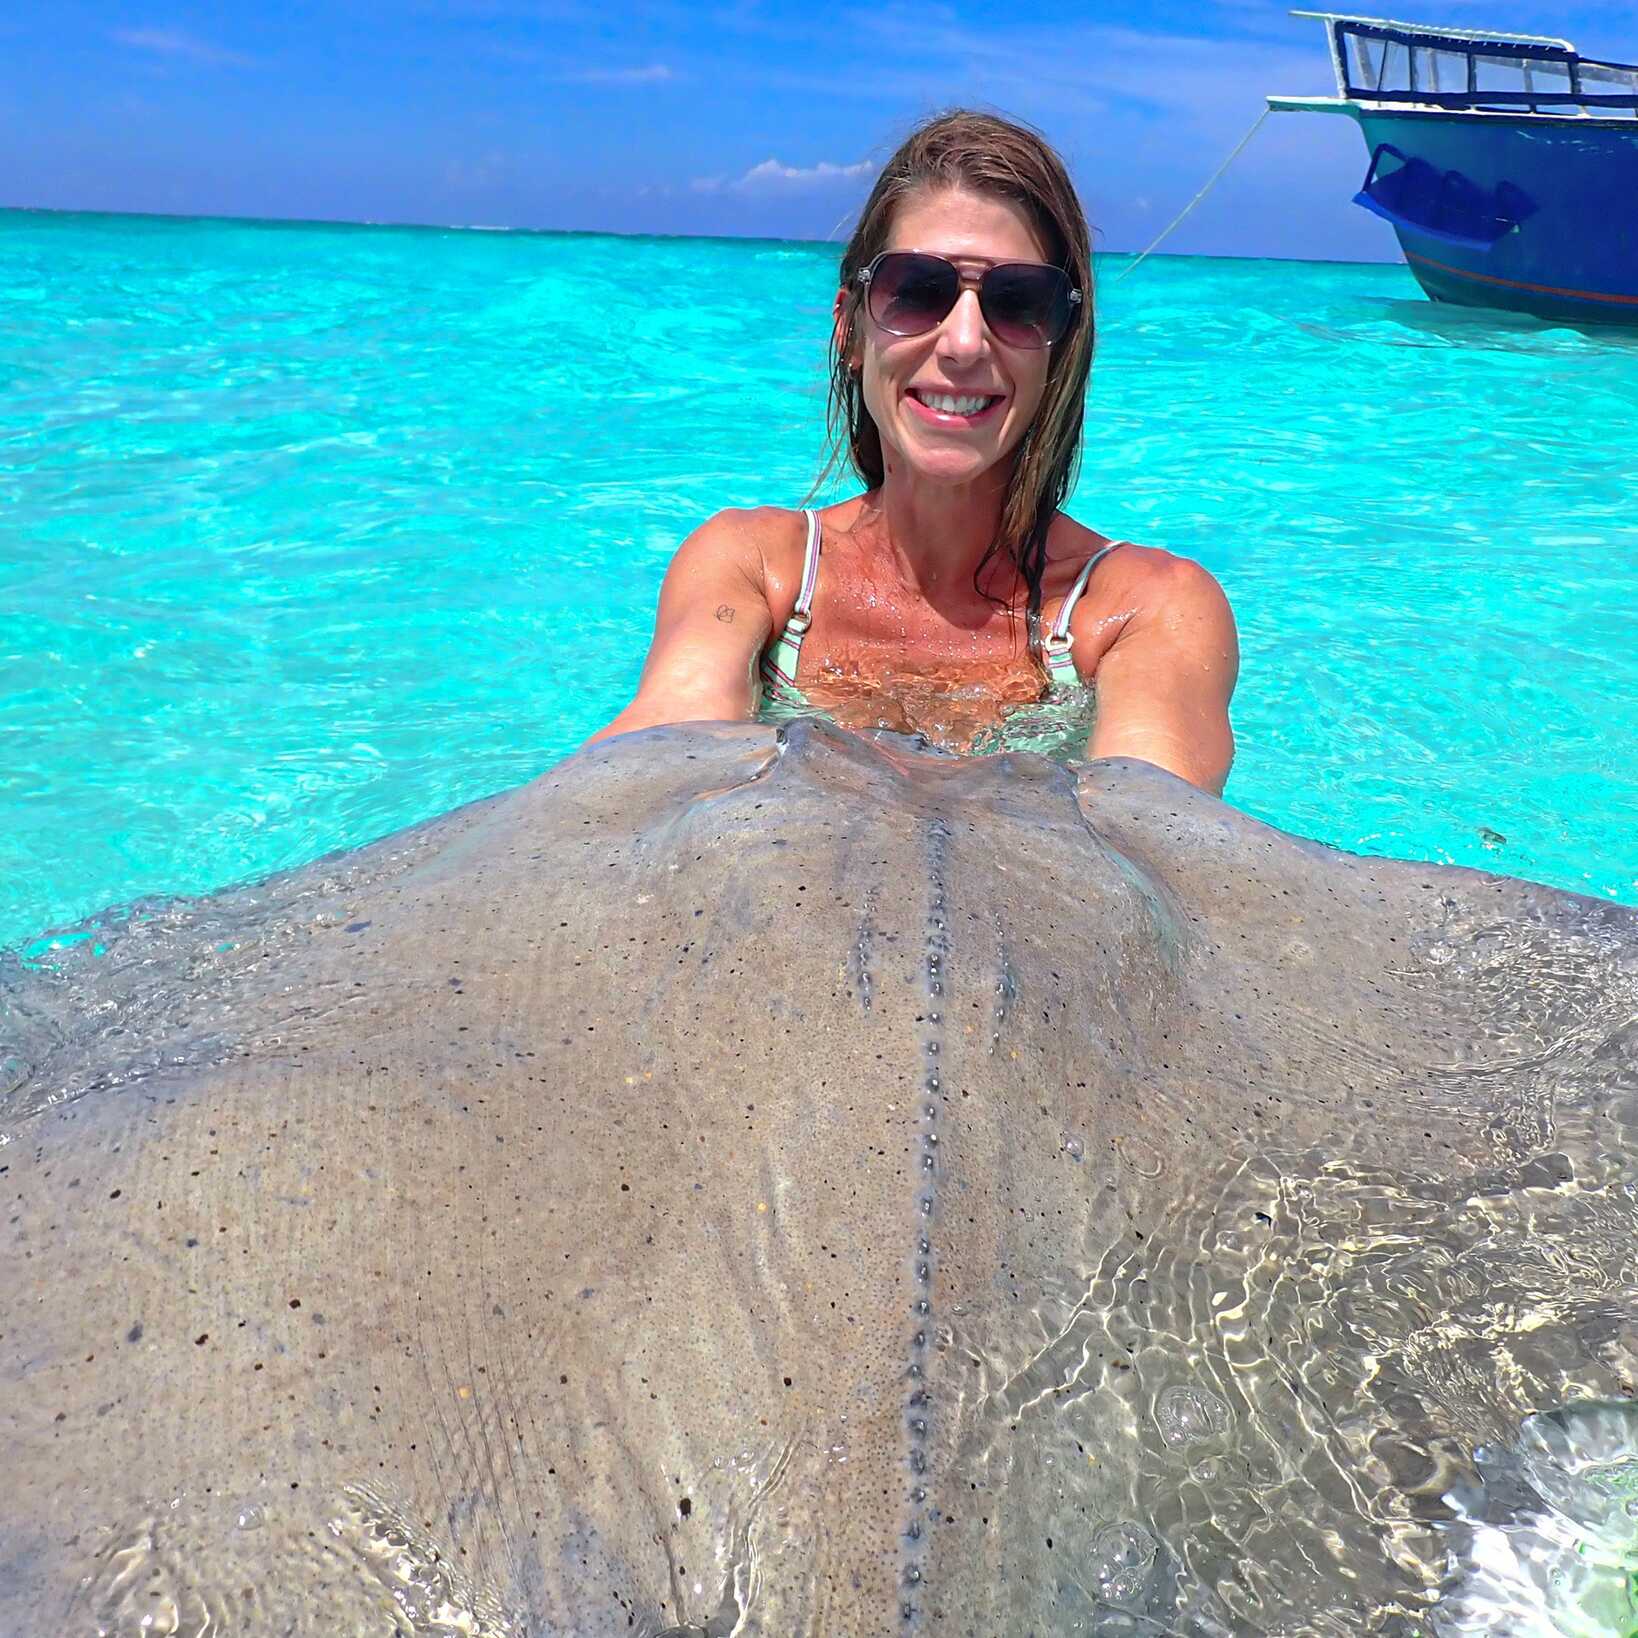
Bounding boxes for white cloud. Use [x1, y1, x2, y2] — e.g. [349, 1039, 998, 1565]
[561, 62, 676, 85]
[112, 26, 253, 67]
[693, 156, 874, 194]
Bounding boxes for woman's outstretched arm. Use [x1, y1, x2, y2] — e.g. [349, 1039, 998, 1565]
[585, 510, 775, 746]
[1086, 553, 1239, 795]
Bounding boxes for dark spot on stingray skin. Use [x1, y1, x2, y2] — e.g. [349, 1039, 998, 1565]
[126, 1323, 143, 1344]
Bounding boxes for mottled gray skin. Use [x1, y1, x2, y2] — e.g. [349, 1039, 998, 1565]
[2, 720, 1635, 1635]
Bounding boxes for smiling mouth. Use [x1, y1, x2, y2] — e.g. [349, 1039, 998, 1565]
[906, 389, 1004, 424]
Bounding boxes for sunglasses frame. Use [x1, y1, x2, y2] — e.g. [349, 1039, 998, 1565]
[855, 250, 1083, 350]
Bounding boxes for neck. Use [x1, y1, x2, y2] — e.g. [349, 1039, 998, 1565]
[868, 453, 1018, 604]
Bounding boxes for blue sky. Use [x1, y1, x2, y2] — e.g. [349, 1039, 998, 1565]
[7, 1, 1637, 258]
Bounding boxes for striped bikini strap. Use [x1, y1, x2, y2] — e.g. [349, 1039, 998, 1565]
[1042, 540, 1125, 686]
[757, 509, 824, 699]
[784, 508, 823, 636]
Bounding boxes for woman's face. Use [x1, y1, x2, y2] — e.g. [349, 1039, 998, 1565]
[849, 186, 1055, 491]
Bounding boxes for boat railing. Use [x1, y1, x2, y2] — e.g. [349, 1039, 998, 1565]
[1294, 12, 1638, 116]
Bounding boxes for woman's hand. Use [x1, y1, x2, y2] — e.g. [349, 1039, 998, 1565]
[585, 511, 776, 746]
[1084, 552, 1239, 795]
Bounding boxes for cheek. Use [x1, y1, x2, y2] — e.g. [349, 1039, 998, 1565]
[1010, 357, 1051, 422]
[860, 347, 907, 428]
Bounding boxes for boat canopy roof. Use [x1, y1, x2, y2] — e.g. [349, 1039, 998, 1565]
[1290, 11, 1638, 114]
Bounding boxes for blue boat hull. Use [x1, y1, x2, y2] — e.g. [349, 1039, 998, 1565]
[1356, 109, 1638, 321]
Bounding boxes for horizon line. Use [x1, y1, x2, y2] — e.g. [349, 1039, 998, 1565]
[0, 203, 1401, 270]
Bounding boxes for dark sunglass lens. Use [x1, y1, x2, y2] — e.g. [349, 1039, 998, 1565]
[870, 253, 958, 336]
[981, 264, 1073, 348]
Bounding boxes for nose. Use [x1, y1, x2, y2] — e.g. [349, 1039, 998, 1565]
[936, 286, 989, 366]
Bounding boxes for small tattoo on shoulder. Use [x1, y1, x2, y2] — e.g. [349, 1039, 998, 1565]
[715, 604, 736, 623]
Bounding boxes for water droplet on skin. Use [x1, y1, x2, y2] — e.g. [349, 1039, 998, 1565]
[235, 1504, 266, 1530]
[1060, 1131, 1085, 1161]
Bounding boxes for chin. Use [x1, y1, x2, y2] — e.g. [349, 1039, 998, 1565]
[897, 437, 1010, 487]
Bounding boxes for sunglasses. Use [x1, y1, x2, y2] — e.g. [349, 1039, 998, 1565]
[857, 251, 1082, 350]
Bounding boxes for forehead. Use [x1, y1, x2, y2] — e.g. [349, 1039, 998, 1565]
[885, 186, 1048, 264]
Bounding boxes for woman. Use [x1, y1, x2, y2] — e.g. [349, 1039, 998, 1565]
[591, 110, 1238, 793]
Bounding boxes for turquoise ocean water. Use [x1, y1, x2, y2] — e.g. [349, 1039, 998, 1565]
[3, 208, 1636, 950]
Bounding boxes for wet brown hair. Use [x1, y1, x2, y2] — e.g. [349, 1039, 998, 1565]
[815, 109, 1095, 646]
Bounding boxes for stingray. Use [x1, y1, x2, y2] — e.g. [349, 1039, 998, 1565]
[1, 719, 1635, 1635]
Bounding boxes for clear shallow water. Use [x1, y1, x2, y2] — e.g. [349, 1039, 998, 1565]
[2, 209, 1636, 948]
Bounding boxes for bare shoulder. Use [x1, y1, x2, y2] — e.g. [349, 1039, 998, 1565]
[1057, 514, 1222, 606]
[1055, 522, 1236, 677]
[1114, 543, 1231, 618]
[1052, 517, 1220, 601]
[721, 504, 825, 627]
[674, 504, 802, 576]
[658, 505, 810, 617]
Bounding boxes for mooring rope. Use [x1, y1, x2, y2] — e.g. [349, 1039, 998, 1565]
[1112, 108, 1272, 283]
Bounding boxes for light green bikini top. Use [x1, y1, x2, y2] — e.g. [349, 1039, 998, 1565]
[755, 509, 1125, 760]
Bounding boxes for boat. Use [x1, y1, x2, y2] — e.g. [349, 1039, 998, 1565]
[1269, 12, 1638, 321]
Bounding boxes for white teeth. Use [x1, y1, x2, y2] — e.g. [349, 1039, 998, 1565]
[918, 391, 994, 417]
